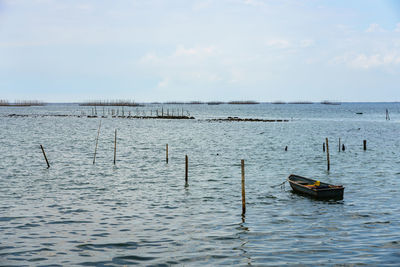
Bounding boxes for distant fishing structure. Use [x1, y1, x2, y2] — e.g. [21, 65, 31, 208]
[0, 99, 44, 106]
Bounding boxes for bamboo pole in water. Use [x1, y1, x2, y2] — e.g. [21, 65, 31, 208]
[338, 138, 341, 153]
[185, 155, 188, 185]
[93, 121, 102, 164]
[363, 140, 367, 151]
[326, 138, 330, 171]
[241, 159, 246, 215]
[323, 142, 325, 152]
[40, 144, 50, 168]
[166, 144, 169, 163]
[114, 129, 117, 165]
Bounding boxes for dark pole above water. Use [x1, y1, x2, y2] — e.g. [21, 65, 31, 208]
[40, 144, 50, 169]
[241, 159, 246, 216]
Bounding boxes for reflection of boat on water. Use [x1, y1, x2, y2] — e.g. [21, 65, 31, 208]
[288, 174, 344, 200]
[321, 100, 341, 105]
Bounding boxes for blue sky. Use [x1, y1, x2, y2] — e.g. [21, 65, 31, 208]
[1, 0, 400, 102]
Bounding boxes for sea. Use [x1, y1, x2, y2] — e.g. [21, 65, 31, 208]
[0, 102, 399, 266]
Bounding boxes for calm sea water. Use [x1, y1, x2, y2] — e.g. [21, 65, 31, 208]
[1, 103, 399, 266]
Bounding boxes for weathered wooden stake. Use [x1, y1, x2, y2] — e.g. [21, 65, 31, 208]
[338, 138, 341, 152]
[363, 140, 367, 151]
[326, 138, 330, 171]
[40, 144, 50, 168]
[241, 159, 246, 215]
[166, 144, 169, 163]
[285, 146, 288, 151]
[323, 142, 325, 152]
[185, 155, 188, 185]
[93, 121, 101, 164]
[114, 129, 117, 165]
[342, 144, 345, 151]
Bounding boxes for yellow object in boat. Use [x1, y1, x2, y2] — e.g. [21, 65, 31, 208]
[314, 181, 320, 186]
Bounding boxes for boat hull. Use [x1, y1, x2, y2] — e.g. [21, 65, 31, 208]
[288, 174, 344, 200]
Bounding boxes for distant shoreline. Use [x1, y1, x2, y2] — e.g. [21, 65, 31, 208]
[2, 101, 399, 106]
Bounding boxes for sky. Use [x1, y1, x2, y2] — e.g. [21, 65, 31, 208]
[1, 0, 400, 102]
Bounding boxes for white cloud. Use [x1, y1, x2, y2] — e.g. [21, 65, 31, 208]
[192, 0, 213, 10]
[140, 52, 159, 64]
[158, 78, 169, 88]
[366, 23, 385, 33]
[139, 44, 225, 89]
[266, 39, 291, 49]
[75, 4, 93, 12]
[300, 39, 314, 48]
[242, 0, 265, 7]
[266, 38, 315, 49]
[333, 52, 400, 69]
[173, 45, 216, 57]
[395, 23, 400, 32]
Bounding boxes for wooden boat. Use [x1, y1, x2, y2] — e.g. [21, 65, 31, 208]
[287, 174, 344, 200]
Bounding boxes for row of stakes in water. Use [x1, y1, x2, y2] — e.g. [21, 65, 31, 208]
[82, 107, 190, 118]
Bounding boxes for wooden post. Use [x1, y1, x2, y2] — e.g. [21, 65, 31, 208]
[363, 140, 367, 151]
[93, 121, 101, 164]
[40, 145, 50, 168]
[241, 159, 246, 215]
[166, 144, 169, 163]
[323, 142, 325, 152]
[285, 146, 288, 151]
[326, 138, 330, 171]
[114, 129, 117, 165]
[338, 138, 341, 152]
[342, 144, 345, 151]
[185, 155, 188, 185]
